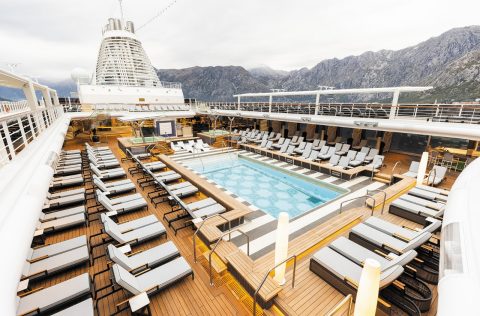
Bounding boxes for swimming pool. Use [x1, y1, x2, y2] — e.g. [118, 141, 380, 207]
[183, 154, 347, 218]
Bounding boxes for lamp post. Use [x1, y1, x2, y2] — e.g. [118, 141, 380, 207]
[274, 212, 289, 285]
[354, 259, 381, 316]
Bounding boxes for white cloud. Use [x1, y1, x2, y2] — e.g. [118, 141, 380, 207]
[1, 0, 480, 81]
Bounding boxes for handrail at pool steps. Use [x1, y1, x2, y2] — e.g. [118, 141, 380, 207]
[209, 228, 250, 286]
[193, 213, 230, 263]
[339, 194, 376, 216]
[366, 189, 387, 214]
[252, 254, 298, 315]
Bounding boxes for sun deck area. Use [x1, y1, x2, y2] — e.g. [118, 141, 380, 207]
[20, 131, 452, 315]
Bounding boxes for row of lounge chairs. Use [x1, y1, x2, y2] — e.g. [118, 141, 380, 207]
[403, 161, 448, 186]
[170, 139, 211, 153]
[17, 148, 94, 315]
[92, 104, 190, 111]
[310, 212, 442, 314]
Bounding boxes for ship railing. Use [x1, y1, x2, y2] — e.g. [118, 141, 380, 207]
[203, 101, 480, 123]
[0, 105, 64, 168]
[0, 100, 30, 116]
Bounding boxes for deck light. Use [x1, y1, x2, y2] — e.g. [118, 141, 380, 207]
[354, 258, 381, 316]
[417, 152, 429, 186]
[274, 212, 289, 285]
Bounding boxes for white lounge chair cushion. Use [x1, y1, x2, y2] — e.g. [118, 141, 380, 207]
[48, 188, 85, 199]
[40, 206, 85, 222]
[364, 216, 441, 241]
[171, 186, 198, 197]
[192, 203, 226, 219]
[391, 198, 441, 218]
[28, 235, 87, 261]
[108, 241, 179, 271]
[187, 198, 217, 211]
[104, 221, 166, 244]
[22, 246, 89, 279]
[37, 213, 86, 231]
[51, 298, 93, 316]
[101, 214, 158, 233]
[16, 273, 91, 315]
[312, 247, 403, 289]
[44, 194, 85, 209]
[409, 188, 448, 202]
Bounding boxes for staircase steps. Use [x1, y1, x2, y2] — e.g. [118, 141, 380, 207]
[373, 172, 392, 184]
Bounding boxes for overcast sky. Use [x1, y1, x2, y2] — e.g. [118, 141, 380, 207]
[1, 0, 480, 81]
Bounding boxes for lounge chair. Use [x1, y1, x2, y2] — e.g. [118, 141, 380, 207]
[389, 198, 443, 224]
[346, 150, 357, 161]
[366, 155, 384, 170]
[167, 181, 193, 191]
[305, 150, 319, 161]
[400, 194, 445, 213]
[289, 135, 299, 145]
[352, 139, 368, 150]
[101, 214, 160, 233]
[103, 220, 167, 246]
[110, 258, 193, 301]
[54, 165, 82, 176]
[284, 145, 295, 156]
[43, 193, 85, 210]
[329, 237, 417, 271]
[46, 188, 85, 200]
[360, 146, 371, 154]
[40, 205, 86, 222]
[333, 143, 342, 153]
[363, 216, 442, 241]
[349, 152, 367, 167]
[187, 198, 217, 211]
[88, 156, 120, 169]
[93, 176, 135, 196]
[27, 235, 87, 262]
[270, 133, 281, 142]
[290, 136, 303, 146]
[335, 156, 351, 169]
[293, 142, 306, 154]
[309, 247, 404, 308]
[364, 149, 379, 163]
[403, 161, 419, 178]
[259, 138, 268, 148]
[90, 164, 126, 180]
[196, 139, 210, 149]
[171, 184, 199, 197]
[141, 161, 166, 172]
[51, 298, 93, 315]
[278, 139, 291, 153]
[312, 140, 326, 151]
[318, 147, 335, 160]
[50, 175, 84, 189]
[336, 144, 350, 156]
[253, 134, 268, 144]
[192, 203, 226, 219]
[425, 166, 447, 186]
[349, 223, 432, 255]
[98, 193, 147, 214]
[36, 213, 86, 233]
[21, 246, 89, 281]
[415, 185, 449, 196]
[324, 154, 340, 167]
[107, 241, 180, 272]
[154, 170, 181, 183]
[408, 187, 448, 203]
[265, 140, 273, 150]
[300, 143, 313, 159]
[16, 273, 92, 316]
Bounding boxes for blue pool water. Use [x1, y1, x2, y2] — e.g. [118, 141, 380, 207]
[184, 154, 346, 218]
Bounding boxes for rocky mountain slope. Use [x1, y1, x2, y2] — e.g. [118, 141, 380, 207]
[157, 26, 480, 102]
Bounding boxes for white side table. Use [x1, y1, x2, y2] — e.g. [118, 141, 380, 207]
[129, 292, 150, 315]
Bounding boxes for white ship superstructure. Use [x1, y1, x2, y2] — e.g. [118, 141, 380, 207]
[75, 18, 184, 106]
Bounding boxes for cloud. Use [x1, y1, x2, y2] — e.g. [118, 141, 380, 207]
[1, 0, 480, 81]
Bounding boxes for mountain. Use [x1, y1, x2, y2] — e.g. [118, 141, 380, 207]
[156, 25, 480, 102]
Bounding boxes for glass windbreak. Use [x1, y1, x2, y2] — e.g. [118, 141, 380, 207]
[430, 136, 469, 150]
[390, 133, 428, 154]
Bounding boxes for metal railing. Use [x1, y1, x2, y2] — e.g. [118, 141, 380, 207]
[208, 228, 249, 285]
[193, 213, 230, 263]
[0, 100, 30, 115]
[0, 106, 64, 168]
[252, 255, 298, 315]
[367, 189, 387, 214]
[339, 194, 376, 216]
[201, 101, 480, 124]
[325, 294, 353, 316]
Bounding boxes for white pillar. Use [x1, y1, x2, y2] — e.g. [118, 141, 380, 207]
[237, 96, 241, 111]
[354, 259, 381, 316]
[41, 89, 53, 108]
[389, 90, 400, 119]
[269, 95, 273, 113]
[274, 212, 289, 285]
[22, 81, 38, 111]
[417, 152, 429, 186]
[315, 93, 320, 115]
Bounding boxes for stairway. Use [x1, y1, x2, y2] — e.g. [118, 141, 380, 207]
[373, 172, 392, 184]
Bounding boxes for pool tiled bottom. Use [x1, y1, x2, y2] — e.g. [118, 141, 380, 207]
[200, 157, 343, 218]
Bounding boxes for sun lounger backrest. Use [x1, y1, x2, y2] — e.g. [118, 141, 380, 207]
[108, 245, 133, 270]
[286, 145, 295, 154]
[93, 178, 108, 192]
[329, 154, 340, 165]
[354, 152, 367, 162]
[112, 264, 142, 295]
[318, 140, 326, 148]
[409, 161, 420, 173]
[341, 144, 350, 152]
[338, 156, 350, 168]
[312, 139, 320, 147]
[265, 141, 273, 149]
[260, 139, 268, 148]
[276, 138, 285, 145]
[360, 146, 370, 154]
[319, 146, 329, 155]
[308, 150, 319, 160]
[291, 136, 298, 143]
[334, 143, 342, 151]
[367, 148, 378, 158]
[297, 142, 306, 150]
[89, 164, 101, 176]
[327, 147, 336, 156]
[103, 221, 126, 244]
[346, 150, 357, 160]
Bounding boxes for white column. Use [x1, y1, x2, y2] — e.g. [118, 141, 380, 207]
[417, 152, 429, 186]
[274, 212, 289, 285]
[269, 95, 273, 113]
[354, 259, 381, 316]
[1, 121, 15, 159]
[41, 89, 53, 108]
[17, 118, 28, 145]
[389, 90, 400, 119]
[237, 96, 241, 111]
[22, 81, 38, 111]
[26, 115, 36, 139]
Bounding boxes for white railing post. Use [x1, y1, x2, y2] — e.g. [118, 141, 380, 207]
[1, 121, 15, 159]
[17, 118, 28, 146]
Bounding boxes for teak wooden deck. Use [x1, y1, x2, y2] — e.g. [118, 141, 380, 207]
[30, 136, 441, 316]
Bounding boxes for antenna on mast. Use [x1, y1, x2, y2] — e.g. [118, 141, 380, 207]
[118, 0, 125, 27]
[137, 0, 179, 31]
